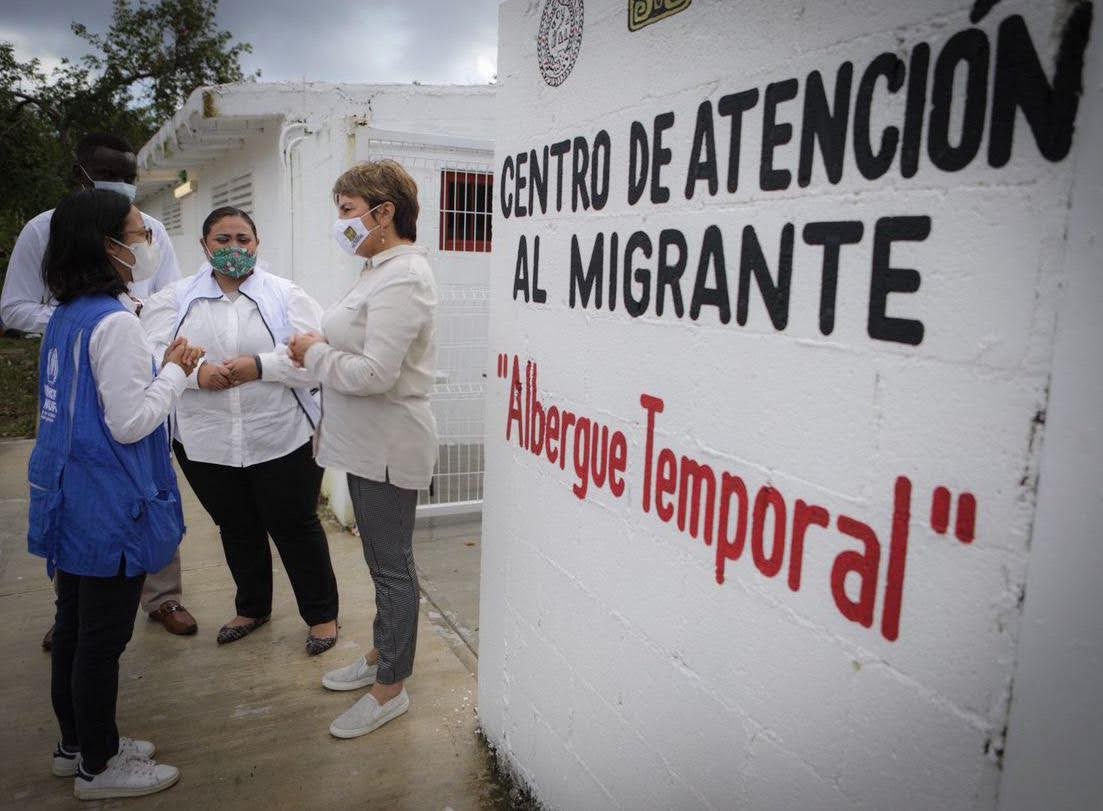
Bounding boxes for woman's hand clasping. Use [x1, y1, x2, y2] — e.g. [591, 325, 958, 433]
[224, 355, 261, 386]
[198, 361, 233, 390]
[288, 331, 326, 368]
[163, 337, 205, 377]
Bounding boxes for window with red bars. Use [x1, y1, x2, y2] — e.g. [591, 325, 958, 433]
[439, 170, 493, 252]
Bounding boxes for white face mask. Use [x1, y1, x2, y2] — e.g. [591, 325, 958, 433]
[332, 205, 382, 256]
[110, 238, 160, 283]
[95, 180, 138, 202]
[81, 166, 137, 202]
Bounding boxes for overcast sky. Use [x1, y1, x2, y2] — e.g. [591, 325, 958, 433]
[0, 0, 500, 86]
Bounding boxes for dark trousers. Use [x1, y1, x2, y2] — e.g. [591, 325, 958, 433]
[52, 561, 145, 773]
[347, 473, 419, 684]
[173, 440, 339, 626]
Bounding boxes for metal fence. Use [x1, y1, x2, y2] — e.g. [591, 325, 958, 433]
[417, 286, 489, 516]
[361, 131, 493, 518]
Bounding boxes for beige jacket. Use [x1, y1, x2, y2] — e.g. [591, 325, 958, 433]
[305, 244, 438, 489]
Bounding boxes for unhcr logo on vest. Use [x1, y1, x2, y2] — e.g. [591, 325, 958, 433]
[46, 346, 59, 386]
[41, 347, 60, 424]
[537, 0, 584, 87]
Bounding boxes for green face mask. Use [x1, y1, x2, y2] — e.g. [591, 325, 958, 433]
[208, 246, 256, 279]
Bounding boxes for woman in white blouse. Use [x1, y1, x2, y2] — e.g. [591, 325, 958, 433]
[143, 206, 340, 655]
[289, 160, 437, 738]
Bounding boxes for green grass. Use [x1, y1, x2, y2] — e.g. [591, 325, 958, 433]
[0, 335, 40, 438]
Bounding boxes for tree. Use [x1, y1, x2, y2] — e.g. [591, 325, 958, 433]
[0, 0, 256, 281]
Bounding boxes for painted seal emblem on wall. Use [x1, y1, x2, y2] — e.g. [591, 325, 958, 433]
[537, 0, 584, 87]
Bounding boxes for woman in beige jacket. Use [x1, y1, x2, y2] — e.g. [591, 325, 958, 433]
[290, 160, 437, 738]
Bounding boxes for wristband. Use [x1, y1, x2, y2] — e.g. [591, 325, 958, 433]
[253, 354, 263, 379]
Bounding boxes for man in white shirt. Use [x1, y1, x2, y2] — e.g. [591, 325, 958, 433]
[1, 132, 197, 646]
[2, 134, 179, 331]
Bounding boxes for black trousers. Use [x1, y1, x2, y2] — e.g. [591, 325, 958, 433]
[173, 440, 339, 626]
[52, 560, 145, 773]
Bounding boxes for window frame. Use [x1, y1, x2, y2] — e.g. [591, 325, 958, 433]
[439, 169, 493, 253]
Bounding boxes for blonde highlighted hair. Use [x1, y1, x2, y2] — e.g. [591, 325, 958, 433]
[332, 159, 419, 241]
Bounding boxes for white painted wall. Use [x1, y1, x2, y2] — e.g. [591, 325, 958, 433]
[141, 84, 496, 304]
[478, 1, 1100, 808]
[143, 131, 284, 282]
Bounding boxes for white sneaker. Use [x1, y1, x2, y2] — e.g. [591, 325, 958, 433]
[322, 655, 377, 691]
[51, 744, 80, 777]
[329, 689, 409, 738]
[52, 737, 156, 777]
[73, 754, 179, 800]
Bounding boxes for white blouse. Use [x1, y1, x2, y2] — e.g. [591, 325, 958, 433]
[305, 244, 438, 490]
[141, 268, 323, 467]
[89, 294, 186, 444]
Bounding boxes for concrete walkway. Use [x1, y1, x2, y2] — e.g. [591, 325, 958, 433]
[0, 439, 502, 809]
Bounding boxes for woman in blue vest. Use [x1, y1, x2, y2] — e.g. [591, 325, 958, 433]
[27, 189, 202, 800]
[141, 206, 339, 654]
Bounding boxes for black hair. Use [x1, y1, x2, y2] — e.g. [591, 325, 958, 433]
[201, 206, 259, 240]
[43, 190, 131, 303]
[75, 132, 135, 163]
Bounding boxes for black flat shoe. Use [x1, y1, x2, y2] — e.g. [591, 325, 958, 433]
[216, 616, 270, 645]
[305, 631, 337, 656]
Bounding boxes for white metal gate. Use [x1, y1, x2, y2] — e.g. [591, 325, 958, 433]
[358, 129, 493, 516]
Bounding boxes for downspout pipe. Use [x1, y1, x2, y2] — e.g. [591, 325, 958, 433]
[279, 120, 310, 282]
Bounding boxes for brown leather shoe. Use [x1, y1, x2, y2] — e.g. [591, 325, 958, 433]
[148, 601, 198, 635]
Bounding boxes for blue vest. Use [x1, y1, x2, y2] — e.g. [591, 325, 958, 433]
[27, 294, 185, 578]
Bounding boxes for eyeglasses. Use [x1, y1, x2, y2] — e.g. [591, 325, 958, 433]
[122, 227, 154, 245]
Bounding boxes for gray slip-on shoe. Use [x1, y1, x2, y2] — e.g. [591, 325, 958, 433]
[322, 656, 377, 691]
[329, 689, 409, 738]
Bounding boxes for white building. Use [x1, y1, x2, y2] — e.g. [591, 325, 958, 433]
[136, 82, 496, 523]
[480, 1, 1102, 808]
